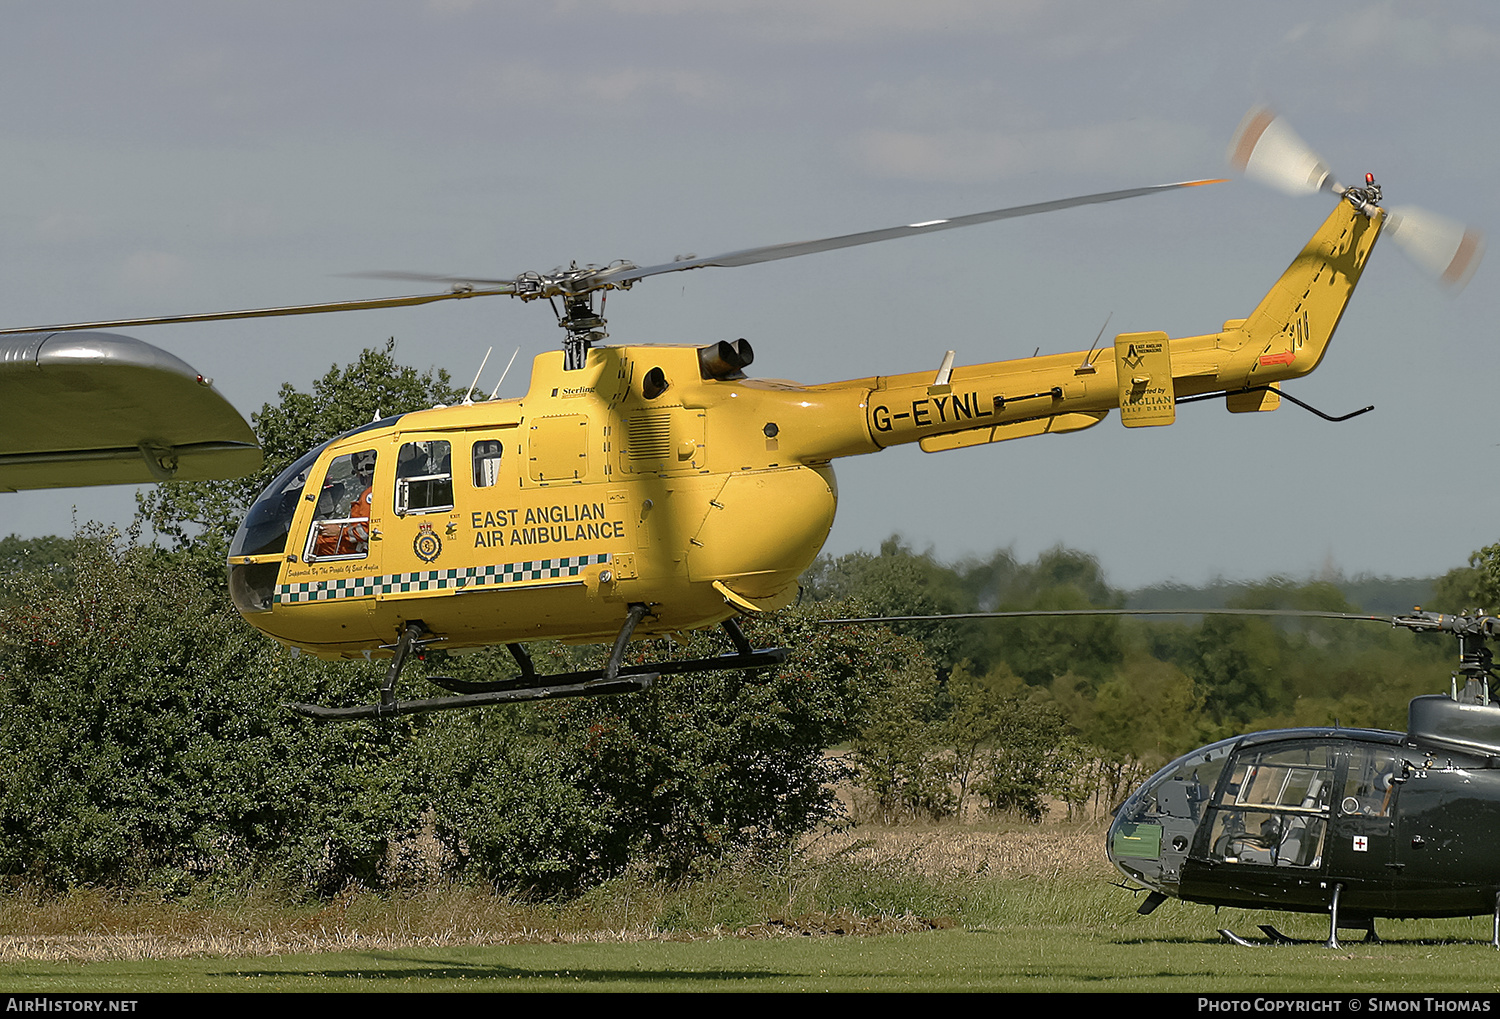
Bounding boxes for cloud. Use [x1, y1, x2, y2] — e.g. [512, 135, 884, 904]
[214, 204, 280, 241]
[32, 212, 103, 245]
[461, 62, 724, 115]
[529, 0, 1048, 44]
[1282, 3, 1500, 68]
[852, 119, 1200, 183]
[116, 250, 189, 295]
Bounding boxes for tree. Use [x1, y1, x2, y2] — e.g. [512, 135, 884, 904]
[136, 340, 469, 561]
[965, 546, 1125, 686]
[971, 692, 1072, 823]
[0, 534, 82, 604]
[802, 537, 971, 669]
[420, 607, 905, 891]
[939, 663, 1012, 820]
[0, 529, 421, 892]
[803, 540, 1128, 683]
[1436, 551, 1500, 613]
[845, 635, 949, 824]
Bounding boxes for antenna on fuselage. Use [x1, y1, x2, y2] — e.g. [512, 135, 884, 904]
[488, 347, 521, 400]
[463, 347, 493, 405]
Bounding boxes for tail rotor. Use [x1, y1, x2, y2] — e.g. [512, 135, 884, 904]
[1228, 107, 1341, 197]
[1386, 206, 1485, 290]
[1228, 106, 1483, 292]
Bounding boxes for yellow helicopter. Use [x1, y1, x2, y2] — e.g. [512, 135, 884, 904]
[0, 109, 1480, 720]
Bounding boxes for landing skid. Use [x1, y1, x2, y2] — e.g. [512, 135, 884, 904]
[1216, 884, 1383, 948]
[428, 649, 788, 695]
[289, 673, 656, 720]
[288, 613, 787, 721]
[1217, 921, 1379, 947]
[1222, 893, 1500, 949]
[1217, 928, 1259, 947]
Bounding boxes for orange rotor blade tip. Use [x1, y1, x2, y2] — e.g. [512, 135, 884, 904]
[1229, 107, 1277, 172]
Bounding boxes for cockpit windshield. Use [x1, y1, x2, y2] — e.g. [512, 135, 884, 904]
[228, 415, 403, 559]
[1118, 736, 1239, 826]
[229, 443, 328, 558]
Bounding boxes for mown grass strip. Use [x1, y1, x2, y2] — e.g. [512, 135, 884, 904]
[4, 922, 1500, 993]
[4, 867, 1500, 993]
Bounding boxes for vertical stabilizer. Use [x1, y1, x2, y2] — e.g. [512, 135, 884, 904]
[1230, 200, 1384, 389]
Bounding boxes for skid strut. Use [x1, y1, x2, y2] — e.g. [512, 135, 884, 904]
[380, 622, 428, 708]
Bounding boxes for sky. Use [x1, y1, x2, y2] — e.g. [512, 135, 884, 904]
[1, 0, 1497, 591]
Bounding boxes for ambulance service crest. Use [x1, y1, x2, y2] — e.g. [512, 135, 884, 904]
[413, 522, 443, 563]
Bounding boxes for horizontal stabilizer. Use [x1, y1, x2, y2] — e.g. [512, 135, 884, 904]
[1227, 383, 1281, 414]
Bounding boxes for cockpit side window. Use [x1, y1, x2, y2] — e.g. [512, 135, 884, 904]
[1341, 746, 1400, 819]
[1209, 743, 1333, 869]
[305, 449, 378, 561]
[394, 439, 454, 515]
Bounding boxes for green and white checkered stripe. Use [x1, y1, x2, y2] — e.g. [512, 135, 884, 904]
[275, 553, 609, 605]
[462, 554, 611, 588]
[276, 575, 380, 604]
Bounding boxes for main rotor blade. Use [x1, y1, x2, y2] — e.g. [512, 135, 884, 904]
[0, 178, 1220, 336]
[822, 607, 1500, 645]
[822, 608, 1391, 624]
[0, 285, 517, 336]
[345, 270, 519, 287]
[599, 179, 1226, 285]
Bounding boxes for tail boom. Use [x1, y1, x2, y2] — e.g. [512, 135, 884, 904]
[831, 198, 1382, 456]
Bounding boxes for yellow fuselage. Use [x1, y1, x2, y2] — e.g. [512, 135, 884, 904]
[228, 199, 1381, 658]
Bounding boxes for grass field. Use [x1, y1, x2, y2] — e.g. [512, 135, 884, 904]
[6, 911, 1499, 993]
[4, 821, 1499, 993]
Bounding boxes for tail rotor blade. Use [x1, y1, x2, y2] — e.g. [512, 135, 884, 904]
[1228, 106, 1482, 294]
[1228, 106, 1342, 197]
[1386, 205, 1485, 292]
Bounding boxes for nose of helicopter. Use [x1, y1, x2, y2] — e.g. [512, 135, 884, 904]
[1103, 735, 1240, 900]
[1106, 789, 1167, 893]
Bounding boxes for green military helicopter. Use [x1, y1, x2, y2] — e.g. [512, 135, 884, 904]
[824, 605, 1500, 948]
[1106, 110, 1492, 948]
[1108, 609, 1500, 949]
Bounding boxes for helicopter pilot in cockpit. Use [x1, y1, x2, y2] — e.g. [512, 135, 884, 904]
[1342, 765, 1398, 818]
[310, 449, 377, 559]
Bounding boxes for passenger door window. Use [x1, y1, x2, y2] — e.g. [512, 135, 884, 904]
[1341, 746, 1400, 819]
[394, 439, 454, 515]
[472, 439, 505, 488]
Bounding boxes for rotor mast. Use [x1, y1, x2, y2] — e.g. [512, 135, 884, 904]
[1392, 611, 1499, 705]
[556, 293, 607, 369]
